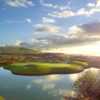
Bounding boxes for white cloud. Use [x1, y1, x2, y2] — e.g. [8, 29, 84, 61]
[78, 22, 100, 35]
[26, 18, 32, 23]
[15, 40, 22, 46]
[48, 8, 91, 18]
[48, 1, 100, 19]
[40, 0, 55, 8]
[34, 23, 60, 33]
[96, 0, 100, 6]
[48, 10, 75, 18]
[42, 17, 55, 23]
[89, 7, 100, 15]
[6, 0, 34, 7]
[31, 38, 40, 43]
[31, 21, 100, 48]
[68, 25, 84, 38]
[40, 0, 69, 10]
[67, 22, 100, 39]
[77, 8, 90, 16]
[87, 3, 95, 7]
[86, 1, 100, 15]
[76, 2, 100, 16]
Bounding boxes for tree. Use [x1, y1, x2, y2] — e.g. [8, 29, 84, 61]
[74, 69, 100, 100]
[64, 69, 100, 100]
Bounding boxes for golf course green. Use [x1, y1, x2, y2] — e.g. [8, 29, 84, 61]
[3, 61, 88, 76]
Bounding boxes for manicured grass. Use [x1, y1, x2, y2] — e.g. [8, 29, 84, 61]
[4, 61, 88, 75]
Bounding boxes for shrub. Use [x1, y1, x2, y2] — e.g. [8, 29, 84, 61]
[64, 69, 100, 100]
[74, 69, 100, 100]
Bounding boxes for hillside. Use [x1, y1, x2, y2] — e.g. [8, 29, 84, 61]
[0, 46, 40, 54]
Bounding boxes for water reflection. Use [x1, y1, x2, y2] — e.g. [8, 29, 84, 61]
[0, 67, 99, 100]
[0, 67, 73, 100]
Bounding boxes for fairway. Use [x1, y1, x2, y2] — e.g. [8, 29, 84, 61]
[4, 61, 88, 75]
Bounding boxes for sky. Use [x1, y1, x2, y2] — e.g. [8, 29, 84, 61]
[0, 0, 100, 54]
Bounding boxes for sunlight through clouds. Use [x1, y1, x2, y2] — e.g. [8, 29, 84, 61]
[48, 41, 100, 56]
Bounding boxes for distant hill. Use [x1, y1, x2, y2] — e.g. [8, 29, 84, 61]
[0, 46, 40, 54]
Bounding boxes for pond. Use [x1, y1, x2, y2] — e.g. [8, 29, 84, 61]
[0, 67, 79, 100]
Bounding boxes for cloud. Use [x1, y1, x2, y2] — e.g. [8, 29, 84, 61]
[48, 8, 91, 18]
[81, 22, 100, 35]
[68, 25, 84, 34]
[48, 8, 92, 18]
[31, 38, 39, 43]
[48, 10, 75, 18]
[42, 17, 55, 23]
[68, 22, 100, 40]
[40, 0, 100, 19]
[40, 0, 56, 8]
[77, 8, 90, 16]
[40, 0, 69, 10]
[79, 22, 100, 35]
[34, 23, 60, 33]
[38, 22, 100, 47]
[26, 18, 32, 23]
[15, 40, 22, 46]
[27, 21, 100, 49]
[67, 25, 85, 39]
[6, 0, 34, 7]
[87, 3, 95, 7]
[48, 2, 100, 18]
[96, 0, 100, 6]
[30, 34, 69, 49]
[30, 34, 99, 49]
[50, 22, 100, 46]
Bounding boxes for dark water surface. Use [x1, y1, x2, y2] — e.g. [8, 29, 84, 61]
[0, 67, 75, 100]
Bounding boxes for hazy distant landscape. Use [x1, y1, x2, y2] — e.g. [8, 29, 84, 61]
[0, 46, 100, 76]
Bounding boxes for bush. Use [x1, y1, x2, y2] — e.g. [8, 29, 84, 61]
[74, 69, 100, 100]
[64, 69, 100, 100]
